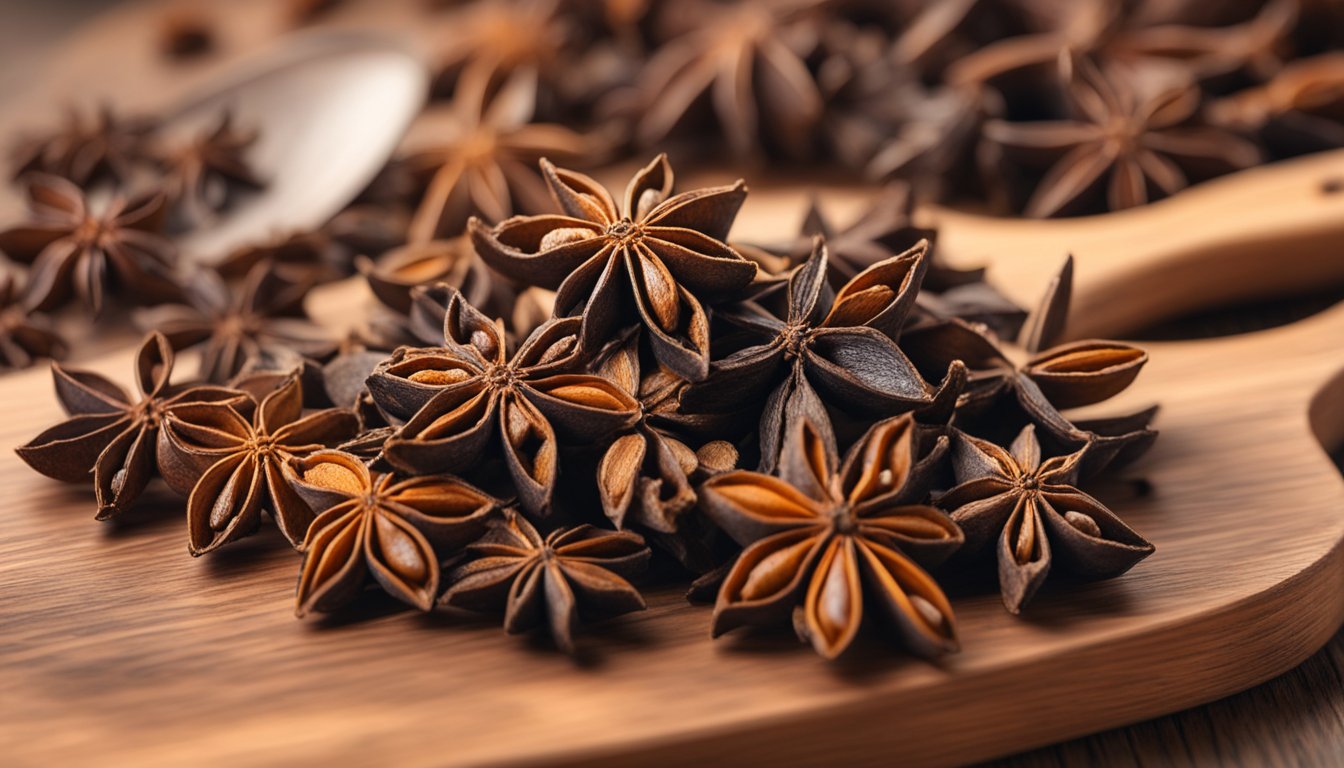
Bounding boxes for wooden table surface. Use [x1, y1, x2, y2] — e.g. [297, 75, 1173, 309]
[3, 3, 1343, 766]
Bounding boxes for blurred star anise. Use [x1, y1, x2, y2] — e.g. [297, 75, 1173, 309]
[700, 416, 961, 659]
[150, 112, 265, 231]
[938, 425, 1154, 613]
[157, 372, 359, 554]
[10, 106, 152, 188]
[15, 332, 243, 519]
[0, 272, 65, 369]
[440, 508, 650, 653]
[133, 261, 336, 384]
[370, 286, 639, 515]
[402, 69, 590, 243]
[0, 174, 180, 314]
[634, 0, 824, 157]
[469, 154, 757, 381]
[288, 450, 500, 615]
[983, 52, 1261, 217]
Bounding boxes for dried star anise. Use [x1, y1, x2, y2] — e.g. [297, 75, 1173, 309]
[700, 416, 961, 659]
[683, 238, 961, 471]
[157, 371, 359, 554]
[133, 261, 335, 384]
[983, 52, 1261, 217]
[633, 0, 824, 158]
[0, 174, 180, 314]
[359, 238, 500, 316]
[594, 329, 738, 534]
[469, 154, 757, 381]
[16, 332, 243, 519]
[10, 106, 152, 188]
[938, 425, 1154, 614]
[440, 508, 650, 653]
[1210, 52, 1344, 157]
[149, 112, 265, 231]
[425, 0, 572, 108]
[369, 286, 639, 515]
[901, 256, 1153, 477]
[288, 450, 501, 615]
[401, 69, 590, 243]
[214, 229, 352, 283]
[0, 272, 65, 369]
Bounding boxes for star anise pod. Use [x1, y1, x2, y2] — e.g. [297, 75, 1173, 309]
[632, 0, 824, 158]
[214, 229, 352, 283]
[148, 112, 265, 231]
[0, 272, 65, 370]
[15, 332, 243, 519]
[10, 106, 152, 188]
[469, 154, 757, 381]
[440, 508, 650, 653]
[358, 238, 502, 315]
[1209, 52, 1344, 157]
[0, 174, 180, 314]
[901, 255, 1152, 477]
[425, 0, 572, 108]
[938, 425, 1154, 613]
[287, 449, 501, 615]
[700, 415, 961, 659]
[157, 371, 359, 554]
[683, 238, 961, 471]
[369, 286, 639, 515]
[133, 261, 335, 384]
[594, 329, 737, 534]
[983, 52, 1261, 217]
[949, 0, 1296, 88]
[401, 69, 591, 243]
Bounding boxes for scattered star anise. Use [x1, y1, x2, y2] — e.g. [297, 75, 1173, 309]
[132, 261, 335, 384]
[983, 52, 1261, 217]
[149, 112, 265, 231]
[425, 0, 572, 108]
[369, 286, 639, 515]
[10, 106, 152, 188]
[401, 69, 591, 243]
[700, 416, 961, 659]
[440, 508, 650, 653]
[469, 154, 757, 381]
[0, 272, 65, 369]
[901, 255, 1153, 477]
[683, 238, 961, 471]
[0, 174, 180, 314]
[288, 450, 501, 615]
[938, 425, 1154, 614]
[633, 0, 824, 158]
[15, 332, 243, 519]
[358, 238, 498, 316]
[157, 371, 359, 554]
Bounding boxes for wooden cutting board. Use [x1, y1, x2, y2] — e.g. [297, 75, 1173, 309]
[3, 148, 1344, 767]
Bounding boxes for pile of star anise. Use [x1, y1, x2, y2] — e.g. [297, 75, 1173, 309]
[14, 145, 1161, 658]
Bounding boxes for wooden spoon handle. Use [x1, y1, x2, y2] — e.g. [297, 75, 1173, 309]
[933, 149, 1344, 340]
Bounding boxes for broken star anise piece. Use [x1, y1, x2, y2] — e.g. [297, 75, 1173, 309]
[700, 416, 961, 660]
[684, 237, 961, 471]
[0, 174, 180, 314]
[440, 508, 650, 654]
[15, 331, 243, 520]
[938, 425, 1154, 614]
[0, 272, 65, 370]
[157, 371, 359, 554]
[369, 285, 639, 516]
[132, 261, 336, 384]
[469, 153, 757, 381]
[288, 450, 501, 615]
[983, 52, 1261, 217]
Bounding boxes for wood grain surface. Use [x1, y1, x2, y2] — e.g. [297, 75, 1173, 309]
[4, 152, 1344, 766]
[3, 2, 1344, 765]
